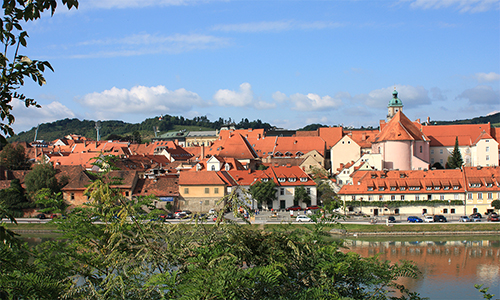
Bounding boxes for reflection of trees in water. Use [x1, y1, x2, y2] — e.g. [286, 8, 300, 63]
[345, 238, 500, 298]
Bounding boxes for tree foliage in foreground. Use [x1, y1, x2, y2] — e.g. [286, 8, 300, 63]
[0, 163, 427, 299]
[0, 143, 30, 170]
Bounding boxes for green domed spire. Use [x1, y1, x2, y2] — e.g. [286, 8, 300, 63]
[388, 88, 402, 107]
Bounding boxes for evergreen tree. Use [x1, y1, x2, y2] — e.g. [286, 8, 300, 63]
[446, 137, 464, 169]
[0, 144, 31, 170]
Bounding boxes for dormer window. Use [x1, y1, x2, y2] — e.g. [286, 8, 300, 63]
[300, 177, 307, 182]
[288, 178, 296, 182]
[379, 187, 385, 191]
[415, 187, 420, 190]
[453, 186, 459, 190]
[390, 187, 396, 191]
[434, 187, 440, 190]
[278, 178, 285, 182]
[444, 186, 449, 190]
[400, 187, 406, 191]
[368, 187, 374, 191]
[426, 187, 432, 190]
[262, 178, 268, 182]
[225, 164, 230, 171]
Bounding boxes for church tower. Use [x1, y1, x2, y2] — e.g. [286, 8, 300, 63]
[387, 88, 403, 121]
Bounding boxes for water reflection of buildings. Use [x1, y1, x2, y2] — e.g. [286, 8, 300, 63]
[344, 239, 500, 290]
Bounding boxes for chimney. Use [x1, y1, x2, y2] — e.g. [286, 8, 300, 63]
[362, 132, 366, 141]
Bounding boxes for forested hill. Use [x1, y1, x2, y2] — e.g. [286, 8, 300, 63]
[7, 112, 499, 143]
[430, 112, 500, 126]
[7, 116, 273, 143]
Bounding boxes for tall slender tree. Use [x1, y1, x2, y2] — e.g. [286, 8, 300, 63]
[446, 136, 464, 169]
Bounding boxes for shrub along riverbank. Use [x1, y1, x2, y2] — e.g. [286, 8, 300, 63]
[7, 221, 500, 235]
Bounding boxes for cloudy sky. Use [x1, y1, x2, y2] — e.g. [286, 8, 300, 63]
[11, 0, 500, 134]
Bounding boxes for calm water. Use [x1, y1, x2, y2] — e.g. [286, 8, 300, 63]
[22, 234, 500, 299]
[344, 236, 500, 300]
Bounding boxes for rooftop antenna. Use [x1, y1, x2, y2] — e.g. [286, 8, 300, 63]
[95, 121, 101, 141]
[33, 124, 39, 142]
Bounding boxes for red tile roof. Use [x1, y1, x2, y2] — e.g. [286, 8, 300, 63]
[178, 171, 227, 185]
[375, 111, 428, 142]
[133, 175, 179, 197]
[421, 123, 494, 147]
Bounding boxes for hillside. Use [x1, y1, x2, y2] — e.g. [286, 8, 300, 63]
[430, 112, 500, 127]
[7, 116, 272, 143]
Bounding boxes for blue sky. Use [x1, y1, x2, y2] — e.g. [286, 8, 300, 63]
[11, 0, 500, 134]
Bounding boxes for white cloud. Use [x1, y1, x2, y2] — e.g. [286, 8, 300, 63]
[289, 92, 344, 111]
[72, 33, 230, 58]
[354, 85, 431, 109]
[214, 83, 254, 107]
[76, 85, 204, 118]
[212, 20, 344, 33]
[272, 91, 288, 103]
[11, 100, 76, 133]
[475, 72, 500, 83]
[457, 85, 500, 105]
[408, 0, 500, 13]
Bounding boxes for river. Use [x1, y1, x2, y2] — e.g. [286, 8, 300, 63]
[343, 235, 500, 299]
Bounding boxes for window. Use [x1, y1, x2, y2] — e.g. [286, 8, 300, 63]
[434, 187, 440, 190]
[478, 193, 483, 200]
[440, 149, 443, 154]
[368, 196, 373, 201]
[379, 195, 383, 201]
[454, 194, 460, 200]
[420, 145, 422, 153]
[300, 177, 307, 182]
[488, 192, 492, 199]
[401, 195, 405, 201]
[262, 178, 268, 182]
[390, 187, 396, 191]
[205, 188, 209, 194]
[486, 146, 489, 152]
[184, 188, 189, 194]
[451, 209, 455, 214]
[391, 195, 395, 201]
[379, 187, 385, 191]
[352, 195, 356, 200]
[280, 188, 284, 195]
[486, 155, 490, 161]
[306, 188, 310, 194]
[288, 178, 296, 182]
[211, 165, 216, 171]
[467, 193, 472, 200]
[214, 188, 219, 194]
[415, 195, 420, 201]
[439, 159, 443, 164]
[71, 193, 75, 200]
[400, 187, 406, 191]
[278, 178, 285, 182]
[368, 187, 374, 191]
[431, 149, 434, 154]
[426, 187, 432, 190]
[440, 195, 445, 200]
[443, 208, 448, 214]
[125, 191, 129, 197]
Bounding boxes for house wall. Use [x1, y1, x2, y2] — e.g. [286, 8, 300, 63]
[475, 139, 499, 167]
[63, 190, 88, 208]
[330, 136, 360, 173]
[382, 141, 411, 170]
[272, 185, 317, 210]
[465, 191, 499, 215]
[178, 184, 226, 212]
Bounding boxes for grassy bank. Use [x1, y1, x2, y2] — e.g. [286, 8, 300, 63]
[340, 223, 500, 233]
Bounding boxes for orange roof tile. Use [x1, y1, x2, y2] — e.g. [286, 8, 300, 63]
[421, 123, 494, 147]
[178, 171, 227, 186]
[374, 111, 428, 143]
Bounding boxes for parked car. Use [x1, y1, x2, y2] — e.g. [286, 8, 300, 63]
[407, 216, 423, 223]
[487, 213, 499, 222]
[208, 209, 217, 215]
[459, 216, 470, 222]
[388, 216, 396, 223]
[306, 205, 320, 210]
[471, 215, 481, 222]
[286, 205, 302, 211]
[433, 215, 447, 222]
[469, 212, 482, 219]
[296, 215, 312, 222]
[424, 216, 434, 223]
[36, 213, 46, 219]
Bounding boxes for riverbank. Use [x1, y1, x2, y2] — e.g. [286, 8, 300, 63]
[6, 221, 500, 236]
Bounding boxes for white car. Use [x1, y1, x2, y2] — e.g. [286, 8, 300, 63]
[424, 216, 434, 223]
[208, 209, 216, 215]
[296, 215, 312, 222]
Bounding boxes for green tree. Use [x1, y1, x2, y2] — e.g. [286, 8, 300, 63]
[249, 179, 276, 208]
[446, 136, 464, 169]
[294, 185, 311, 206]
[0, 0, 78, 142]
[24, 163, 59, 196]
[316, 180, 340, 211]
[491, 199, 500, 211]
[0, 178, 31, 217]
[34, 188, 66, 214]
[0, 143, 30, 170]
